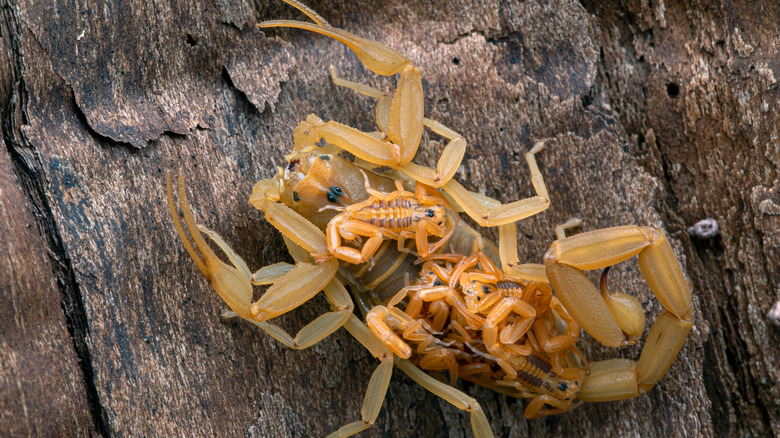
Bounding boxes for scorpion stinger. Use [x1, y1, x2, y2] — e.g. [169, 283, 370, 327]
[544, 225, 693, 401]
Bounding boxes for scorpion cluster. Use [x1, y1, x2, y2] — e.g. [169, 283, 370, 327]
[167, 1, 694, 436]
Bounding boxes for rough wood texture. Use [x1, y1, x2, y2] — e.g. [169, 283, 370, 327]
[1, 0, 777, 436]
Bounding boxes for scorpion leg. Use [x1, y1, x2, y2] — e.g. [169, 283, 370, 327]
[443, 141, 550, 228]
[330, 65, 468, 189]
[395, 358, 494, 438]
[532, 300, 580, 353]
[366, 305, 413, 358]
[483, 297, 535, 357]
[544, 225, 694, 400]
[497, 223, 548, 283]
[523, 395, 580, 419]
[325, 216, 385, 264]
[554, 217, 583, 240]
[330, 314, 395, 437]
[327, 66, 393, 141]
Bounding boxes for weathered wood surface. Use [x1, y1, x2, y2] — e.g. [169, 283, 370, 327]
[1, 0, 777, 436]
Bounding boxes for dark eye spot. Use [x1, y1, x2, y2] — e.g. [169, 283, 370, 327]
[434, 280, 442, 286]
[319, 154, 330, 160]
[427, 209, 435, 217]
[330, 186, 343, 196]
[292, 191, 300, 202]
[559, 383, 568, 392]
[483, 286, 489, 294]
[327, 193, 337, 202]
[574, 381, 579, 385]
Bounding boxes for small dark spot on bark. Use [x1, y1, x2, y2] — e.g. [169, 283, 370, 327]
[186, 34, 197, 47]
[581, 84, 596, 108]
[666, 83, 680, 98]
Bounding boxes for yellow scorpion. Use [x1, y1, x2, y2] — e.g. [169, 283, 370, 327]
[166, 1, 694, 436]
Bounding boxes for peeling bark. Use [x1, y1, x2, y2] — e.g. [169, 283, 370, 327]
[1, 0, 777, 437]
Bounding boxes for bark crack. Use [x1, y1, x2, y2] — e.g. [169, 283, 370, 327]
[1, 3, 111, 436]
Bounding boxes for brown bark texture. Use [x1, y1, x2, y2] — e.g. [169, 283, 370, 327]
[1, 0, 778, 437]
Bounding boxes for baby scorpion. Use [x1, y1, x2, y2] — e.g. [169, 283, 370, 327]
[367, 252, 587, 418]
[317, 171, 456, 265]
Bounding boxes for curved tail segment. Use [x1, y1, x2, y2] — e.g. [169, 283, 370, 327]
[544, 225, 693, 401]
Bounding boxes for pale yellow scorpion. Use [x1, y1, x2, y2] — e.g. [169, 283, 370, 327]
[166, 1, 694, 436]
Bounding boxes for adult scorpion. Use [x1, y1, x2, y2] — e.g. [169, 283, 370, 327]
[166, 1, 694, 436]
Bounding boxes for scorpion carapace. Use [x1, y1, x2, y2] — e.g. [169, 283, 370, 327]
[166, 0, 695, 436]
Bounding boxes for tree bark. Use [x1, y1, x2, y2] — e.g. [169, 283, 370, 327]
[1, 0, 777, 436]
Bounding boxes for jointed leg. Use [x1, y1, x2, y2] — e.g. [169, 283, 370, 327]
[442, 141, 550, 228]
[325, 216, 386, 264]
[329, 315, 395, 437]
[366, 306, 413, 358]
[395, 358, 494, 438]
[524, 395, 579, 419]
[329, 65, 387, 99]
[555, 218, 583, 241]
